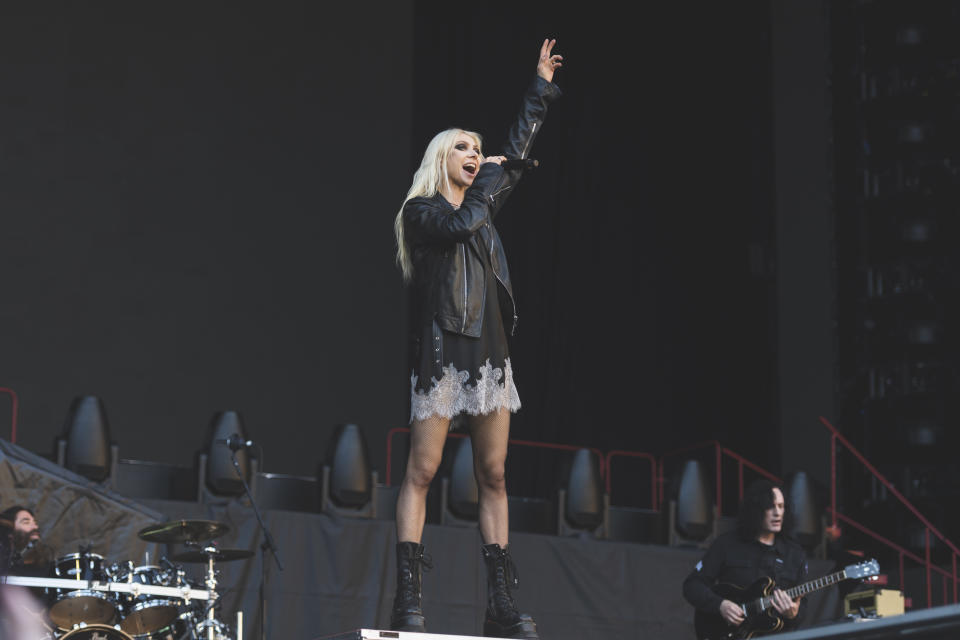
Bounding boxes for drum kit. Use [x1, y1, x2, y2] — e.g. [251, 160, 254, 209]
[4, 519, 252, 640]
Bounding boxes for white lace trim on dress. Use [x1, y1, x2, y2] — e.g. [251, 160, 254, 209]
[410, 358, 521, 423]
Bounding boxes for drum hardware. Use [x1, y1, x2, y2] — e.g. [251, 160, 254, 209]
[8, 518, 240, 640]
[170, 548, 253, 564]
[135, 518, 237, 640]
[2, 567, 217, 638]
[4, 576, 212, 601]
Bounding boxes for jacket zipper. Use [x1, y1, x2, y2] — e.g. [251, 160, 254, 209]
[460, 244, 468, 332]
[519, 121, 538, 159]
[489, 185, 512, 203]
[487, 223, 518, 335]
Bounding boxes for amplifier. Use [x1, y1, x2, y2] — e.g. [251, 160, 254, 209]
[844, 588, 905, 618]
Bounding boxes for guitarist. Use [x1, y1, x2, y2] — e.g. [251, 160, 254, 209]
[682, 479, 808, 637]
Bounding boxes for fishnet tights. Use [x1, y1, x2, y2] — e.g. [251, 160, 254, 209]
[396, 408, 511, 546]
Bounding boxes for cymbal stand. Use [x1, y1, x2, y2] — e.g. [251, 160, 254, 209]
[204, 546, 218, 640]
[189, 544, 232, 640]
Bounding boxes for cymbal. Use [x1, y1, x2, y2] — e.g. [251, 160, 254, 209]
[170, 548, 253, 563]
[137, 520, 230, 544]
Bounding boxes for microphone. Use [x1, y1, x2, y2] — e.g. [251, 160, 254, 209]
[500, 158, 539, 171]
[215, 433, 254, 451]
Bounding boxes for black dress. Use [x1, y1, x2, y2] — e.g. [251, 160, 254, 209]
[404, 75, 561, 426]
[409, 204, 521, 425]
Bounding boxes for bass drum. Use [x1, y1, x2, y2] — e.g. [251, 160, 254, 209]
[60, 624, 133, 640]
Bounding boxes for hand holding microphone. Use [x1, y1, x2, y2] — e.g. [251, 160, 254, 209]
[483, 156, 539, 171]
[501, 158, 539, 171]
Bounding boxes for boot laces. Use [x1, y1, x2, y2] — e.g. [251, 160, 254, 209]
[492, 553, 520, 615]
[398, 553, 433, 602]
[502, 553, 519, 589]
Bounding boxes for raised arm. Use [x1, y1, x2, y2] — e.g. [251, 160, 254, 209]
[500, 39, 563, 162]
[484, 39, 564, 220]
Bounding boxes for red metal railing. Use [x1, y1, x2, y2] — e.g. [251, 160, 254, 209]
[0, 388, 18, 444]
[384, 418, 960, 610]
[657, 440, 781, 516]
[820, 416, 960, 607]
[604, 450, 658, 510]
[384, 426, 606, 488]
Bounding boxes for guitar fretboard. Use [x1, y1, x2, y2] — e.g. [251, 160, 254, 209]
[785, 570, 846, 599]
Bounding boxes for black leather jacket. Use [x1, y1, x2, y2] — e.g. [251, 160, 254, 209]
[403, 76, 561, 338]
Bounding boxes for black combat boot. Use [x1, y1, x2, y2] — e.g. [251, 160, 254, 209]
[390, 541, 431, 632]
[481, 543, 539, 639]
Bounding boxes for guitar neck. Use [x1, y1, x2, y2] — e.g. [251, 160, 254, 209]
[783, 569, 847, 599]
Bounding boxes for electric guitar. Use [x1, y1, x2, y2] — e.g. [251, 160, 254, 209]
[694, 558, 880, 640]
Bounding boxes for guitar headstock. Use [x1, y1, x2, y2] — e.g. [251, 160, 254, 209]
[844, 558, 880, 580]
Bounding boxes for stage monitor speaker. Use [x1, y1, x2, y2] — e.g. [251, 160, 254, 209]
[324, 423, 373, 508]
[321, 423, 377, 518]
[557, 448, 606, 538]
[60, 395, 115, 481]
[785, 470, 824, 552]
[674, 459, 713, 541]
[203, 410, 251, 496]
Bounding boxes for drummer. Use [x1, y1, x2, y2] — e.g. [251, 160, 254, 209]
[0, 506, 54, 576]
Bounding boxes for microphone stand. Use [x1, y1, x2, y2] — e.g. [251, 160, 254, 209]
[228, 447, 283, 640]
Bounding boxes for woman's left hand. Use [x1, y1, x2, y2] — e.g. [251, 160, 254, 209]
[536, 38, 563, 83]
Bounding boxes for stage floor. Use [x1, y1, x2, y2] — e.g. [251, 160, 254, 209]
[772, 603, 960, 639]
[317, 605, 960, 640]
[317, 630, 491, 640]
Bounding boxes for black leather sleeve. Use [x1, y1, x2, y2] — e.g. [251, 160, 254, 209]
[502, 75, 562, 161]
[488, 76, 562, 218]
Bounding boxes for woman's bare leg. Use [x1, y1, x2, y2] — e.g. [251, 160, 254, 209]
[395, 414, 451, 542]
[468, 408, 511, 546]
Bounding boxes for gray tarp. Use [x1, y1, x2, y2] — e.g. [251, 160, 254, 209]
[0, 439, 164, 568]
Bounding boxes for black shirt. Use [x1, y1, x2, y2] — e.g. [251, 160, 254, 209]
[682, 530, 809, 630]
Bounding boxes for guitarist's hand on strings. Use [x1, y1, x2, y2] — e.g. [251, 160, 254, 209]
[718, 599, 745, 626]
[770, 589, 801, 620]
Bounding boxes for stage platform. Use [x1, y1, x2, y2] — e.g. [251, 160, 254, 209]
[773, 603, 960, 639]
[315, 606, 960, 639]
[133, 497, 841, 640]
[317, 630, 491, 640]
[2, 438, 940, 640]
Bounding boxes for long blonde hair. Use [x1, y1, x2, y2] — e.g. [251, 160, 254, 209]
[394, 128, 483, 282]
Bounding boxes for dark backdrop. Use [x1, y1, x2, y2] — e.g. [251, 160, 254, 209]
[411, 2, 779, 498]
[0, 2, 781, 502]
[0, 1, 413, 478]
